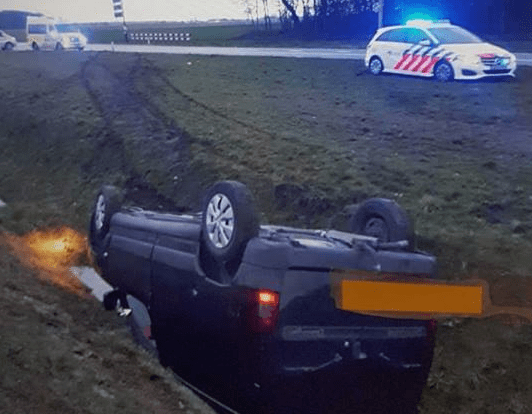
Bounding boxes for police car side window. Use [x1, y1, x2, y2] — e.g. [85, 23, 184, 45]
[376, 29, 406, 42]
[406, 28, 430, 44]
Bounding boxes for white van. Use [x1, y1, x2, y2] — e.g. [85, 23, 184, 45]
[27, 16, 87, 51]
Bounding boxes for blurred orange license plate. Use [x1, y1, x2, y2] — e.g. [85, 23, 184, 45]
[330, 269, 532, 322]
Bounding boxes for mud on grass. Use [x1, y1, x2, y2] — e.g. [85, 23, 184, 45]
[1, 51, 532, 413]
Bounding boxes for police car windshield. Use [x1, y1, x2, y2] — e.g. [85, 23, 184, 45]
[427, 27, 483, 44]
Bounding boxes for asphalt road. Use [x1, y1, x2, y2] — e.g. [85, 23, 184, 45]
[12, 42, 532, 65]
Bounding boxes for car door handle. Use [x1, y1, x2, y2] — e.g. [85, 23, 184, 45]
[191, 288, 198, 297]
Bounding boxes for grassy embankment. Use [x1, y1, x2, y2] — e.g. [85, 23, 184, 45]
[1, 42, 532, 413]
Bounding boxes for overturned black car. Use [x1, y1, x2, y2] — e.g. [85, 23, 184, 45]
[89, 181, 437, 414]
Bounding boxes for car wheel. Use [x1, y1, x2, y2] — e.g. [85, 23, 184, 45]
[89, 185, 123, 259]
[55, 42, 63, 51]
[32, 42, 39, 51]
[348, 198, 414, 248]
[4, 42, 14, 51]
[369, 56, 384, 75]
[433, 60, 454, 82]
[201, 181, 259, 264]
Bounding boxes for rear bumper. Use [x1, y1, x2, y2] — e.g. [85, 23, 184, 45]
[252, 356, 429, 414]
[240, 323, 434, 413]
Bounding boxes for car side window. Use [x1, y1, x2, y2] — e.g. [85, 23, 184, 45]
[376, 29, 407, 42]
[405, 28, 430, 44]
[28, 25, 47, 34]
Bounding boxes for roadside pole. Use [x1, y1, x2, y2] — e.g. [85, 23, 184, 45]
[112, 0, 128, 42]
[378, 0, 384, 28]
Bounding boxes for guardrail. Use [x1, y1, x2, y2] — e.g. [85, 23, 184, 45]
[128, 32, 191, 43]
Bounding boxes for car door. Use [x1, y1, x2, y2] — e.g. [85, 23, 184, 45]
[105, 220, 156, 306]
[375, 28, 409, 71]
[150, 230, 206, 374]
[400, 28, 435, 75]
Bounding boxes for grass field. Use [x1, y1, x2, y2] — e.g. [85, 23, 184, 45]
[1, 49, 532, 413]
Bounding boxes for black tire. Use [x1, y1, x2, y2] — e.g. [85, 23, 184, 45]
[3, 42, 14, 51]
[201, 181, 259, 264]
[89, 185, 123, 258]
[55, 42, 63, 51]
[32, 42, 39, 51]
[433, 60, 454, 82]
[348, 198, 414, 248]
[369, 56, 384, 75]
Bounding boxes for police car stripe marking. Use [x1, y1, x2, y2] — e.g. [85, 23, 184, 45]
[412, 55, 431, 72]
[394, 54, 411, 70]
[402, 55, 420, 70]
[421, 57, 440, 73]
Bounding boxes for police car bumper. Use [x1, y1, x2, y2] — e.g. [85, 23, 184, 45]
[454, 61, 517, 80]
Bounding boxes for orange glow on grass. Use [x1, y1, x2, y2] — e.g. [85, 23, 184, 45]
[4, 226, 90, 295]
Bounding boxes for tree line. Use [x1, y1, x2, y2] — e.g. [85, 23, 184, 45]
[242, 0, 532, 39]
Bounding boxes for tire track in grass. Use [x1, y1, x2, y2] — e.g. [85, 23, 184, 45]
[138, 57, 278, 140]
[79, 53, 200, 211]
[133, 55, 366, 223]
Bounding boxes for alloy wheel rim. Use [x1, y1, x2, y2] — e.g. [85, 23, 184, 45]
[436, 64, 451, 81]
[370, 59, 382, 74]
[364, 217, 389, 242]
[94, 195, 106, 231]
[206, 194, 235, 248]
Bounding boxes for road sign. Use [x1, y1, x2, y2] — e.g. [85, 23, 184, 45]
[112, 0, 124, 19]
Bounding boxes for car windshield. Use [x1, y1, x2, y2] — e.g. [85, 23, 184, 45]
[56, 24, 76, 32]
[427, 26, 483, 44]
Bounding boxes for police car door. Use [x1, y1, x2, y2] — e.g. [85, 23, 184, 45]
[393, 28, 434, 76]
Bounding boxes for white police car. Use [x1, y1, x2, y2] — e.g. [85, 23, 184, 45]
[365, 20, 517, 81]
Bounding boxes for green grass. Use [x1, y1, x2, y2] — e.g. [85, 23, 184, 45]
[2, 52, 532, 283]
[2, 50, 532, 414]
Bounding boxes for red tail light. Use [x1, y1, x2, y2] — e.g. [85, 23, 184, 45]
[248, 289, 280, 334]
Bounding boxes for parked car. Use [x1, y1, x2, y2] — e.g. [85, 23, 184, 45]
[0, 30, 17, 51]
[365, 19, 517, 81]
[89, 181, 437, 414]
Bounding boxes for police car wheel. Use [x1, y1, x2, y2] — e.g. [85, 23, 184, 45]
[434, 61, 454, 82]
[369, 57, 384, 75]
[32, 42, 39, 51]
